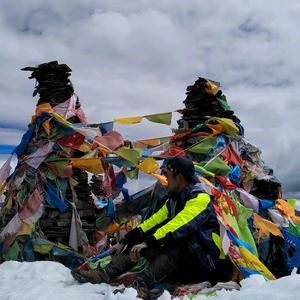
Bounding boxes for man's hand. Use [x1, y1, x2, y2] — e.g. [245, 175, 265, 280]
[111, 242, 124, 255]
[129, 242, 148, 262]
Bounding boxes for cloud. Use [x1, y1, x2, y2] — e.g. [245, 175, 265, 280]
[0, 0, 299, 197]
[0, 128, 24, 145]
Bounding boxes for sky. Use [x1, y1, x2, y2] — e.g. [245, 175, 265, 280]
[0, 0, 299, 198]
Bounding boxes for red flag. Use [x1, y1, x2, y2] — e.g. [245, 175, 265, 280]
[102, 166, 116, 197]
[216, 176, 237, 190]
[220, 144, 243, 166]
[159, 145, 186, 158]
[57, 132, 85, 150]
[170, 129, 192, 143]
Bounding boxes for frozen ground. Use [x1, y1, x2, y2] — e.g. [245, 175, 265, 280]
[0, 261, 299, 300]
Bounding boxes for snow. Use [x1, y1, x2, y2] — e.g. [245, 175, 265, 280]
[0, 261, 299, 300]
[183, 273, 300, 300]
[0, 261, 138, 300]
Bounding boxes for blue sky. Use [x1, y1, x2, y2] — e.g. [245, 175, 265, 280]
[0, 0, 299, 197]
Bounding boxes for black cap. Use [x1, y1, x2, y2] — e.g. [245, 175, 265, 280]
[163, 157, 199, 183]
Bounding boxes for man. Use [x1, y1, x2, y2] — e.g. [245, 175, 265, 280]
[72, 157, 232, 297]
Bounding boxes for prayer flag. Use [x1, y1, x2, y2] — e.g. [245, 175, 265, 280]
[139, 157, 159, 174]
[188, 137, 216, 154]
[114, 116, 143, 125]
[116, 147, 142, 165]
[72, 158, 104, 174]
[144, 112, 172, 125]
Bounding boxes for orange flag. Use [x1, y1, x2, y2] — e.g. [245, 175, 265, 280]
[253, 213, 283, 239]
[35, 103, 53, 116]
[151, 173, 168, 186]
[276, 199, 300, 223]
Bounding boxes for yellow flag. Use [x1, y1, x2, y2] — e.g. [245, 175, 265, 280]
[0, 182, 7, 196]
[4, 194, 13, 209]
[133, 141, 148, 149]
[17, 222, 34, 236]
[78, 142, 93, 153]
[209, 117, 239, 135]
[138, 136, 171, 147]
[139, 158, 159, 174]
[52, 112, 72, 126]
[72, 158, 104, 174]
[139, 138, 161, 147]
[239, 246, 276, 280]
[114, 116, 143, 125]
[33, 241, 54, 254]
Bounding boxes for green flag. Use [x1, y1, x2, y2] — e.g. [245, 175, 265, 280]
[3, 241, 20, 261]
[188, 137, 217, 154]
[126, 168, 139, 179]
[226, 213, 258, 256]
[144, 112, 172, 125]
[230, 193, 258, 256]
[288, 222, 300, 237]
[215, 95, 231, 111]
[202, 156, 231, 176]
[116, 147, 142, 166]
[194, 164, 215, 178]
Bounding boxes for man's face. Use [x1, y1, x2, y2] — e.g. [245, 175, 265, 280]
[164, 168, 182, 192]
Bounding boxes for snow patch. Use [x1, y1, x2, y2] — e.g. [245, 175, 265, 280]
[0, 261, 300, 300]
[0, 261, 137, 300]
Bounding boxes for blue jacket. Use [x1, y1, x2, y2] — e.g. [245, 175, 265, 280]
[138, 183, 224, 271]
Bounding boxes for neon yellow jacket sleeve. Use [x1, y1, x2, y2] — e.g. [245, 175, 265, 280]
[153, 193, 211, 240]
[138, 201, 169, 233]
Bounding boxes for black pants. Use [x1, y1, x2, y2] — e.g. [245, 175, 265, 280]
[104, 238, 208, 286]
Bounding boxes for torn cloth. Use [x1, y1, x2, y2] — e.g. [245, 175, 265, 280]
[19, 189, 43, 221]
[0, 214, 22, 239]
[25, 142, 54, 169]
[53, 94, 77, 119]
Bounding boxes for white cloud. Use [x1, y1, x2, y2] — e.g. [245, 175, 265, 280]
[0, 0, 299, 196]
